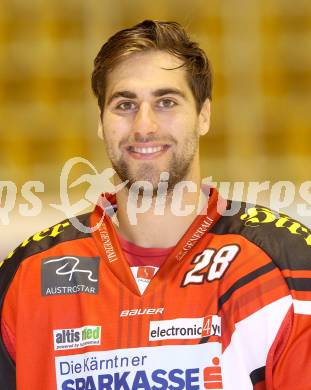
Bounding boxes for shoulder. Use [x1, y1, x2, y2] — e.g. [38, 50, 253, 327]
[0, 212, 93, 298]
[211, 200, 311, 269]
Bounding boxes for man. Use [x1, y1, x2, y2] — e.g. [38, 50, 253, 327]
[0, 20, 310, 390]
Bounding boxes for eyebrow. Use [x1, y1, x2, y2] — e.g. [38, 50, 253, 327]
[106, 88, 187, 106]
[152, 88, 187, 99]
[106, 91, 137, 106]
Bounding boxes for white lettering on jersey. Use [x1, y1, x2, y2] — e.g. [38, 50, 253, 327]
[120, 308, 164, 317]
[181, 245, 240, 287]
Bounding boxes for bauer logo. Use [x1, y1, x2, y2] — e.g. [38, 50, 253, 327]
[53, 325, 101, 351]
[149, 315, 221, 341]
[41, 256, 99, 296]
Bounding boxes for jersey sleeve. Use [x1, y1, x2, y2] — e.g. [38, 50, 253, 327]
[1, 317, 15, 362]
[240, 206, 311, 389]
[0, 215, 91, 389]
[211, 203, 311, 388]
[266, 256, 311, 389]
[266, 305, 311, 389]
[0, 252, 18, 390]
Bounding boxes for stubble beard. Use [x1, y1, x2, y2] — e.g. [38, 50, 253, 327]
[107, 132, 200, 198]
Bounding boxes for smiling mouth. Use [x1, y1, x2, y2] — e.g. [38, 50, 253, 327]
[126, 144, 171, 158]
[128, 145, 168, 154]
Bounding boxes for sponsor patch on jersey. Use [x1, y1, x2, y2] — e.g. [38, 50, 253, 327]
[53, 325, 101, 351]
[55, 343, 223, 390]
[131, 266, 159, 294]
[137, 266, 157, 280]
[241, 206, 311, 246]
[149, 315, 221, 341]
[41, 256, 99, 296]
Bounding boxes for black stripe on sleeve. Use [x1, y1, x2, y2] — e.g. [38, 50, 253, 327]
[285, 277, 311, 292]
[199, 336, 210, 344]
[250, 366, 266, 385]
[218, 262, 276, 311]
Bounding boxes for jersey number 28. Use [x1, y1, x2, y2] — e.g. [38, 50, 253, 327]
[181, 244, 240, 287]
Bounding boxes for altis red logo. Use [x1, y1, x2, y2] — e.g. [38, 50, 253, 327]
[204, 357, 223, 389]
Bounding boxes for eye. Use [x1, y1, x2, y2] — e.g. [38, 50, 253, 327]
[115, 101, 137, 111]
[157, 98, 177, 109]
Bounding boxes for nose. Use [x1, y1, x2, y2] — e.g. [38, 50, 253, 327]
[132, 102, 159, 139]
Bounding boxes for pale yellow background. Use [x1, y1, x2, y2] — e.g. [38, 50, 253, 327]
[0, 0, 310, 257]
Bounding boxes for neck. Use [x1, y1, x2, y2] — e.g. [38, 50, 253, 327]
[114, 170, 207, 248]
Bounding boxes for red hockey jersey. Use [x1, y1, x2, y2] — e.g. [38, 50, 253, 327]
[0, 188, 310, 389]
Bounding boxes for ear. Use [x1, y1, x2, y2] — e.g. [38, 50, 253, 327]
[97, 107, 104, 140]
[198, 99, 211, 136]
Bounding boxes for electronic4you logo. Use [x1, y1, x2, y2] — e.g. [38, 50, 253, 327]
[53, 325, 101, 351]
[149, 315, 221, 341]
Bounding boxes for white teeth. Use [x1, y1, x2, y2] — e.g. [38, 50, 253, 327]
[132, 146, 163, 154]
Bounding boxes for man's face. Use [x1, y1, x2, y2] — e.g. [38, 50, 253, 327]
[100, 50, 210, 193]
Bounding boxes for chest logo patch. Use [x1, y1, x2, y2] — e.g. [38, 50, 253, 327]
[149, 315, 221, 341]
[41, 255, 99, 296]
[55, 343, 223, 390]
[53, 325, 101, 351]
